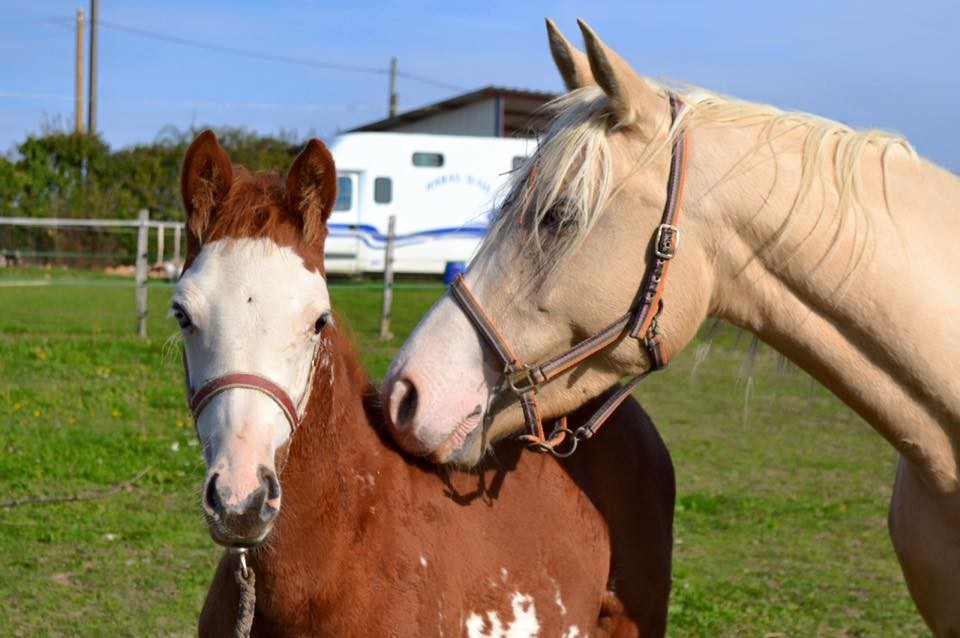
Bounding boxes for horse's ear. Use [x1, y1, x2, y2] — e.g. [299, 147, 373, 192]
[577, 19, 662, 138]
[181, 130, 233, 243]
[285, 139, 337, 246]
[546, 18, 593, 91]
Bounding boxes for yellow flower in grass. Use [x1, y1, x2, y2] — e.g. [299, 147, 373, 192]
[175, 419, 186, 429]
[67, 416, 76, 425]
[13, 402, 21, 412]
[33, 409, 41, 417]
[111, 409, 121, 418]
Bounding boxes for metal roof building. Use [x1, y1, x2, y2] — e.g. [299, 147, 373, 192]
[348, 86, 557, 138]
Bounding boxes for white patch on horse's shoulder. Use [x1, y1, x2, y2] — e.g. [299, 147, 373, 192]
[465, 611, 501, 638]
[561, 626, 581, 638]
[419, 554, 428, 568]
[500, 567, 508, 583]
[546, 574, 566, 615]
[554, 589, 566, 616]
[353, 471, 377, 490]
[437, 594, 446, 637]
[464, 592, 539, 638]
[507, 593, 538, 636]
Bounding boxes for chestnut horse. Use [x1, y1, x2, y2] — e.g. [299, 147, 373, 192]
[175, 132, 675, 636]
[381, 19, 960, 635]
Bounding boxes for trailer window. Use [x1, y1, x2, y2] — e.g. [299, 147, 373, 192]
[412, 152, 444, 167]
[512, 156, 529, 171]
[373, 177, 392, 204]
[334, 176, 353, 211]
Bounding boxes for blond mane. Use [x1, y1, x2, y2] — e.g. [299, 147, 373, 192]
[484, 81, 916, 274]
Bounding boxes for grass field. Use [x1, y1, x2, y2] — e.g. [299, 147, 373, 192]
[0, 271, 929, 636]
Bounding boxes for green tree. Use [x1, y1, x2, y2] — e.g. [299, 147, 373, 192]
[0, 124, 309, 265]
[15, 132, 111, 219]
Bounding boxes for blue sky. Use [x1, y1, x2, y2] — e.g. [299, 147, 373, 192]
[1, 0, 957, 169]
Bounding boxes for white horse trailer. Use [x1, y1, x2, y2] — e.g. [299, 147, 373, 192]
[326, 132, 535, 274]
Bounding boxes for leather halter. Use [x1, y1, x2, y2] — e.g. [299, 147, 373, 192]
[188, 372, 303, 434]
[449, 92, 689, 457]
[184, 336, 323, 441]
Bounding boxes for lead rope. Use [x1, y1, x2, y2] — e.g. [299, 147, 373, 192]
[232, 548, 256, 638]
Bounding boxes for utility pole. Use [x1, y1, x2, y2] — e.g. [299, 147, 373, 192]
[87, 0, 98, 135]
[388, 56, 398, 117]
[75, 8, 85, 133]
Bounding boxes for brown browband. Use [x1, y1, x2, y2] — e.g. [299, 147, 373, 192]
[188, 373, 301, 434]
[449, 92, 689, 458]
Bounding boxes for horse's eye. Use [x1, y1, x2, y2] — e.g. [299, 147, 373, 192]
[314, 313, 331, 335]
[171, 303, 192, 330]
[541, 200, 572, 233]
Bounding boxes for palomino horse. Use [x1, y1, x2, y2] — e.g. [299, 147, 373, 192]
[382, 18, 960, 636]
[176, 131, 676, 636]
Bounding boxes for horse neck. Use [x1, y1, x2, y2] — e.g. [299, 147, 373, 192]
[268, 326, 399, 550]
[692, 121, 960, 493]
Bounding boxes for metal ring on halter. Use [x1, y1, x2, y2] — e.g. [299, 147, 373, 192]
[231, 547, 250, 580]
[522, 427, 579, 458]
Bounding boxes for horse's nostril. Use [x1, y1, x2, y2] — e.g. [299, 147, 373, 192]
[389, 378, 419, 432]
[204, 472, 222, 515]
[258, 465, 281, 501]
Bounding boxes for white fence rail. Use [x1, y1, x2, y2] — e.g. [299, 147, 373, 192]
[0, 213, 399, 339]
[0, 213, 184, 267]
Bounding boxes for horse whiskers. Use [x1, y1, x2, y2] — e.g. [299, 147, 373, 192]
[161, 331, 184, 366]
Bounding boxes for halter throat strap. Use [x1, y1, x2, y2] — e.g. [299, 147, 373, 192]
[448, 92, 689, 457]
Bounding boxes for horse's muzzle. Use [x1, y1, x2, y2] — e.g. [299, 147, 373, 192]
[201, 465, 281, 547]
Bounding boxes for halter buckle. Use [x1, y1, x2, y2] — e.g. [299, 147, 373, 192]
[507, 366, 543, 395]
[654, 223, 680, 260]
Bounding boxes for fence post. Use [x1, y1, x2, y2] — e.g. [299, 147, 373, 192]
[135, 209, 149, 338]
[155, 223, 165, 266]
[379, 215, 397, 340]
[173, 224, 182, 267]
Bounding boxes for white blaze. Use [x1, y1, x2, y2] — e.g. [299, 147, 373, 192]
[175, 238, 331, 501]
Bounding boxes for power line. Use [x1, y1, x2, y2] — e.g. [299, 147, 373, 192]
[99, 19, 387, 75]
[0, 18, 62, 26]
[59, 17, 466, 92]
[394, 69, 466, 92]
[0, 89, 379, 112]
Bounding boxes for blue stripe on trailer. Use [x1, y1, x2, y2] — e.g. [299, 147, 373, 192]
[327, 223, 488, 249]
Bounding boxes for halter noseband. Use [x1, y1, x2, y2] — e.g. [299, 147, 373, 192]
[449, 92, 689, 458]
[185, 338, 323, 446]
[188, 373, 303, 434]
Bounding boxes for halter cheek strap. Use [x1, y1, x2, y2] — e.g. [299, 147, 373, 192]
[449, 92, 688, 457]
[627, 93, 689, 366]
